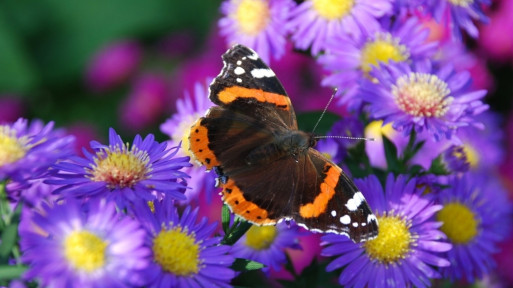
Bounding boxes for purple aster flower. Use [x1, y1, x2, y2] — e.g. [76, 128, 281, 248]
[133, 202, 235, 287]
[0, 119, 75, 199]
[440, 145, 470, 173]
[321, 174, 452, 288]
[219, 0, 295, 63]
[288, 0, 393, 55]
[318, 16, 438, 109]
[427, 0, 490, 39]
[230, 222, 302, 271]
[19, 198, 150, 287]
[48, 128, 190, 209]
[361, 60, 489, 141]
[435, 173, 512, 282]
[161, 80, 217, 203]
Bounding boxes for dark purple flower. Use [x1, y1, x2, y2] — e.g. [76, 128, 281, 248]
[133, 202, 235, 287]
[19, 199, 150, 287]
[441, 145, 470, 173]
[48, 128, 190, 209]
[321, 174, 451, 288]
[85, 40, 142, 92]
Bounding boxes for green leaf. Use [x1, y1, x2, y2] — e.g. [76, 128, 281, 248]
[231, 258, 265, 272]
[0, 265, 27, 280]
[297, 111, 340, 135]
[0, 203, 21, 264]
[428, 155, 450, 175]
[222, 204, 231, 234]
[221, 219, 252, 246]
[382, 135, 401, 173]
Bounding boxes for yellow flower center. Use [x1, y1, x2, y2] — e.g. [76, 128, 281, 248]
[312, 0, 355, 20]
[361, 33, 409, 73]
[0, 126, 29, 166]
[88, 144, 150, 189]
[448, 0, 473, 7]
[179, 113, 201, 160]
[437, 202, 478, 244]
[462, 144, 479, 168]
[393, 73, 453, 118]
[153, 226, 201, 276]
[234, 0, 271, 36]
[245, 225, 278, 250]
[364, 120, 396, 140]
[64, 230, 108, 272]
[364, 215, 413, 264]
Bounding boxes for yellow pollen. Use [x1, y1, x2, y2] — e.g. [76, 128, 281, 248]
[153, 226, 201, 276]
[448, 0, 473, 7]
[393, 73, 453, 118]
[64, 230, 107, 272]
[437, 202, 478, 244]
[364, 215, 413, 264]
[312, 0, 354, 20]
[462, 144, 479, 168]
[0, 126, 30, 166]
[245, 225, 278, 250]
[361, 33, 409, 73]
[147, 201, 155, 213]
[88, 144, 150, 189]
[234, 0, 271, 36]
[179, 114, 200, 160]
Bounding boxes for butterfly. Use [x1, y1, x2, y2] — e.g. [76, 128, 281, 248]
[188, 44, 378, 242]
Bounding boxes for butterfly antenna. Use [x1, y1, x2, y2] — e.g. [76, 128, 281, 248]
[314, 135, 375, 141]
[311, 88, 336, 134]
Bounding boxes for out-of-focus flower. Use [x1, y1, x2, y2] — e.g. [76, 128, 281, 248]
[436, 173, 511, 282]
[0, 119, 75, 198]
[361, 61, 488, 141]
[85, 40, 142, 92]
[48, 128, 190, 209]
[321, 174, 451, 288]
[157, 32, 197, 59]
[0, 96, 24, 124]
[119, 74, 169, 131]
[19, 199, 150, 287]
[231, 222, 303, 271]
[219, 0, 295, 63]
[319, 17, 437, 109]
[427, 0, 490, 39]
[66, 122, 101, 156]
[161, 80, 217, 204]
[288, 0, 393, 55]
[440, 145, 470, 173]
[479, 0, 513, 61]
[133, 202, 235, 287]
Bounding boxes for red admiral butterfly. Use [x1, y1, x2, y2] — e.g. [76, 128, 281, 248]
[188, 44, 378, 242]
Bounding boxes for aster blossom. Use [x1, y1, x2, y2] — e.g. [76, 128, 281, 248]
[288, 0, 393, 55]
[318, 16, 437, 109]
[219, 0, 295, 63]
[133, 202, 235, 287]
[0, 118, 74, 197]
[48, 128, 190, 208]
[360, 60, 489, 141]
[435, 173, 512, 282]
[18, 198, 150, 287]
[321, 174, 451, 288]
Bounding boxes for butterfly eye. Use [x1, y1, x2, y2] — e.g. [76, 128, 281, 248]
[309, 137, 318, 148]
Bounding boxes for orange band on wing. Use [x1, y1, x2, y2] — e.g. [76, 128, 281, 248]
[299, 164, 340, 218]
[188, 119, 220, 170]
[218, 86, 289, 110]
[222, 179, 275, 225]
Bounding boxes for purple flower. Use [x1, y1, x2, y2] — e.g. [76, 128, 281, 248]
[0, 119, 75, 199]
[321, 174, 451, 288]
[161, 80, 217, 203]
[435, 173, 512, 282]
[427, 0, 490, 39]
[361, 61, 489, 141]
[230, 222, 302, 271]
[48, 128, 190, 208]
[219, 0, 295, 63]
[441, 145, 470, 173]
[133, 202, 235, 287]
[19, 199, 150, 287]
[318, 16, 437, 109]
[288, 0, 393, 55]
[85, 40, 142, 92]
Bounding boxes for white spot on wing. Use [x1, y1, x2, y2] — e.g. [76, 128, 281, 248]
[340, 215, 351, 225]
[236, 60, 242, 65]
[367, 214, 377, 223]
[236, 78, 242, 83]
[248, 52, 258, 60]
[345, 192, 365, 211]
[331, 210, 337, 217]
[352, 222, 359, 227]
[251, 68, 275, 78]
[234, 67, 245, 75]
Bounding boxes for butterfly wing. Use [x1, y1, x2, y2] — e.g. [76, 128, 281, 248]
[209, 44, 297, 130]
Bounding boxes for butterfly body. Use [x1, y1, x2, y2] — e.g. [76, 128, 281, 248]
[188, 44, 378, 243]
